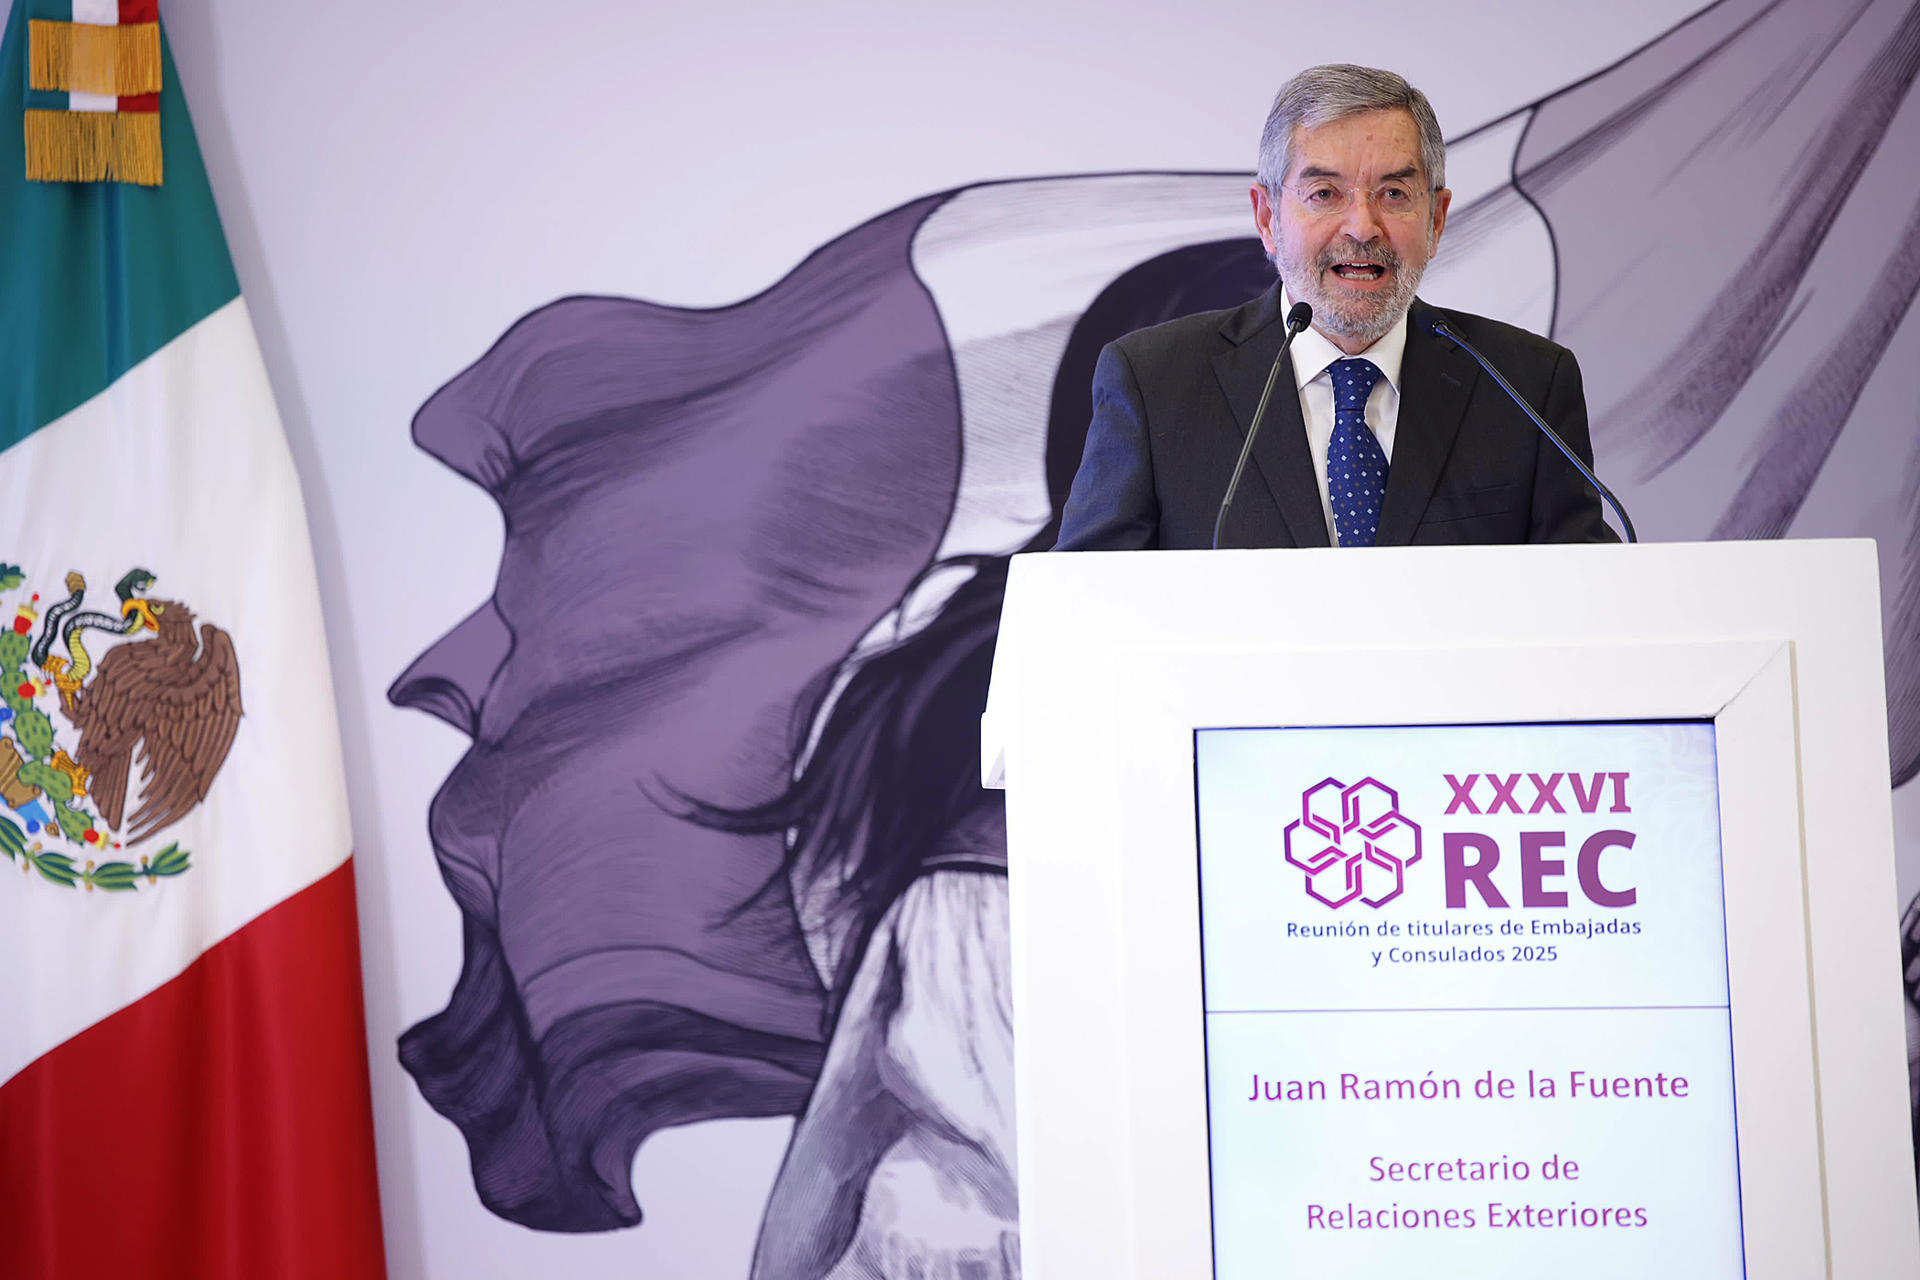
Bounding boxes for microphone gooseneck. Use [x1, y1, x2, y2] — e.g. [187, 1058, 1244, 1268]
[1212, 301, 1314, 550]
[1429, 317, 1638, 544]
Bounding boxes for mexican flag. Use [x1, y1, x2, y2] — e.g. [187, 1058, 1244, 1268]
[0, 6, 387, 1278]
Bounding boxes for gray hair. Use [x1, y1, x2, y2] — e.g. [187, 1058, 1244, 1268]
[1256, 64, 1446, 195]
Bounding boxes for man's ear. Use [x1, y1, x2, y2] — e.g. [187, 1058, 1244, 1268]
[1250, 183, 1279, 258]
[1428, 186, 1452, 251]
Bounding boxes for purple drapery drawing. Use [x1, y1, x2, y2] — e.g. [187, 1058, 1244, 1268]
[391, 198, 964, 1230]
[1507, 0, 1920, 780]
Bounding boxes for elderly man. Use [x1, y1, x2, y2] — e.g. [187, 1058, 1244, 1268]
[1055, 63, 1616, 551]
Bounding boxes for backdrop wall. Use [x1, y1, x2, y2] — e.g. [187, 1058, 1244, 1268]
[116, 1, 1920, 1276]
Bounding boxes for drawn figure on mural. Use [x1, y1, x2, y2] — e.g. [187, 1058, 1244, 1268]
[392, 0, 1920, 1271]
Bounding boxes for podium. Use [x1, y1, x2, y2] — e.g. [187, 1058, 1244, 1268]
[984, 540, 1918, 1279]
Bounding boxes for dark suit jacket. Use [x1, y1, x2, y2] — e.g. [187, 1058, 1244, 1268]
[1053, 286, 1616, 550]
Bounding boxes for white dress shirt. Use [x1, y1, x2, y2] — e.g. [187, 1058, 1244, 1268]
[1282, 288, 1410, 543]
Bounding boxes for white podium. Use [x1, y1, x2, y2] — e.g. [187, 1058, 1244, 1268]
[985, 540, 1917, 1279]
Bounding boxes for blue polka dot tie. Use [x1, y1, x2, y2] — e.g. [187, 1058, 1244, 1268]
[1327, 357, 1387, 547]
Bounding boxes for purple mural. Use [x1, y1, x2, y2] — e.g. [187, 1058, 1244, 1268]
[388, 198, 964, 1232]
[391, 0, 1920, 1273]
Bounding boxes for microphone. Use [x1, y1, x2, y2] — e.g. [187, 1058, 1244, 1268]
[1428, 316, 1637, 544]
[1213, 301, 1314, 550]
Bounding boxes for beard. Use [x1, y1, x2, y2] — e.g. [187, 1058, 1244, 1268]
[1278, 235, 1430, 349]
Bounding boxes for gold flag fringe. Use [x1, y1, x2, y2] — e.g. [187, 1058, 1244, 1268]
[24, 110, 163, 186]
[28, 20, 162, 96]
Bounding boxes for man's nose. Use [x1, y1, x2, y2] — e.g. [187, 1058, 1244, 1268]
[1340, 193, 1383, 242]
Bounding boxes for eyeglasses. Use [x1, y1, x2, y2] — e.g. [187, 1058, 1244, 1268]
[1278, 179, 1430, 220]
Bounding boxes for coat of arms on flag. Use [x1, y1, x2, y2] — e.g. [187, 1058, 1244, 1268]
[0, 564, 240, 890]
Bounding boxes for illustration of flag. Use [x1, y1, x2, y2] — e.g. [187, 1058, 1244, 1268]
[0, 7, 387, 1278]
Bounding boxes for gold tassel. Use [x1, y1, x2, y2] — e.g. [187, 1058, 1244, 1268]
[29, 20, 162, 96]
[113, 111, 162, 186]
[25, 110, 163, 186]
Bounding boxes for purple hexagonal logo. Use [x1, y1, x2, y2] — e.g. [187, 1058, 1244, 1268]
[1282, 776, 1422, 909]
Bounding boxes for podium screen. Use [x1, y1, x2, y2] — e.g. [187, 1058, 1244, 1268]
[1192, 720, 1744, 1278]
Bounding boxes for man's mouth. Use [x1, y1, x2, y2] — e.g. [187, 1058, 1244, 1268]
[1330, 262, 1387, 282]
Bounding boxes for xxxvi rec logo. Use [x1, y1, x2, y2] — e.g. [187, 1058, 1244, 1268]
[1283, 777, 1421, 909]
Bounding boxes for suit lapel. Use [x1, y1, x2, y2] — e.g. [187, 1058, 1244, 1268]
[1376, 300, 1475, 546]
[1209, 287, 1329, 549]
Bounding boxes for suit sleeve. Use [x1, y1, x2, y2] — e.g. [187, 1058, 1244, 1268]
[1052, 341, 1159, 551]
[1530, 346, 1621, 544]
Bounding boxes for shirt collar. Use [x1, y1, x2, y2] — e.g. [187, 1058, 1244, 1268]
[1281, 285, 1410, 393]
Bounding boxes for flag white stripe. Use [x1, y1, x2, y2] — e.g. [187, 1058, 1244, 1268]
[71, 0, 120, 26]
[0, 298, 354, 1086]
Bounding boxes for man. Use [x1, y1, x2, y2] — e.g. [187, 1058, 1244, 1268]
[1054, 64, 1616, 551]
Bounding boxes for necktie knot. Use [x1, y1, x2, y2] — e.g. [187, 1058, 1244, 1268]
[1331, 357, 1382, 408]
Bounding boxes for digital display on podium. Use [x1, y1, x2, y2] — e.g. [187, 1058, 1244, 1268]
[1192, 721, 1744, 1278]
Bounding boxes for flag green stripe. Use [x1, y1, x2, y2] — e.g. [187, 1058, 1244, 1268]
[23, 2, 74, 23]
[1, 7, 240, 446]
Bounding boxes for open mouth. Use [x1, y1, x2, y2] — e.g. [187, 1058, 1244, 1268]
[1331, 262, 1386, 282]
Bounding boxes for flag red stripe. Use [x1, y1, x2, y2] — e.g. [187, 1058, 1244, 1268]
[0, 859, 388, 1280]
[117, 91, 158, 112]
[119, 1, 159, 22]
